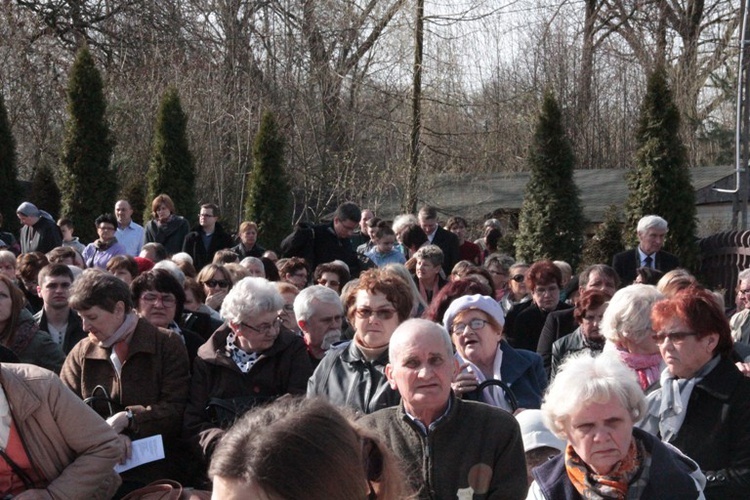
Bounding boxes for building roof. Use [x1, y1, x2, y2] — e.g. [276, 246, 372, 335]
[376, 165, 736, 222]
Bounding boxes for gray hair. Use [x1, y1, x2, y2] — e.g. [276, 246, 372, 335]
[388, 319, 453, 364]
[637, 215, 668, 234]
[739, 269, 750, 283]
[171, 252, 194, 266]
[541, 352, 646, 439]
[601, 284, 664, 345]
[414, 244, 444, 267]
[0, 250, 15, 266]
[392, 214, 418, 235]
[240, 257, 265, 276]
[483, 218, 502, 230]
[293, 285, 343, 322]
[221, 277, 284, 324]
[154, 260, 185, 285]
[484, 253, 514, 273]
[579, 264, 619, 289]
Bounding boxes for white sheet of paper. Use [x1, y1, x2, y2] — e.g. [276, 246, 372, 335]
[114, 434, 165, 473]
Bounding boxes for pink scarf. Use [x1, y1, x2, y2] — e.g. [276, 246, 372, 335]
[616, 350, 662, 390]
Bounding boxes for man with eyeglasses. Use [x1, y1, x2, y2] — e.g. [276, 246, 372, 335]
[294, 286, 344, 368]
[182, 203, 234, 272]
[281, 202, 366, 278]
[33, 264, 86, 354]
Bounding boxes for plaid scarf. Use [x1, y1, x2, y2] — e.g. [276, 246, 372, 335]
[565, 436, 647, 499]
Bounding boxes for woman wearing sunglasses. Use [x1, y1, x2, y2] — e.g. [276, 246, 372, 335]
[444, 294, 546, 412]
[196, 263, 232, 312]
[307, 268, 413, 414]
[640, 286, 750, 499]
[184, 277, 313, 471]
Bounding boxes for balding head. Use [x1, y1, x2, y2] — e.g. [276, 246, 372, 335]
[389, 318, 453, 364]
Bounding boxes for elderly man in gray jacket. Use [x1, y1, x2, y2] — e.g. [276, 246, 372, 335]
[362, 319, 528, 499]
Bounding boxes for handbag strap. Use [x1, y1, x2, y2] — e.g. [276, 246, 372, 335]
[83, 384, 120, 417]
[474, 379, 519, 412]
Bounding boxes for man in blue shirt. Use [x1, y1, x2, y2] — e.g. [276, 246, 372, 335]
[115, 199, 144, 256]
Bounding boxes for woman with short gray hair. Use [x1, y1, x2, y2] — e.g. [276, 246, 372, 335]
[527, 353, 705, 499]
[601, 284, 665, 392]
[414, 244, 446, 305]
[183, 277, 313, 462]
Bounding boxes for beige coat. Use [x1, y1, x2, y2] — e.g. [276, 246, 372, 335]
[1, 363, 121, 499]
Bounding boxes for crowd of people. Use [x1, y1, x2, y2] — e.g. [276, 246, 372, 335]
[0, 196, 748, 499]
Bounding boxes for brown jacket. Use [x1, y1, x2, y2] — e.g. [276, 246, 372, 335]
[60, 318, 190, 484]
[183, 327, 313, 458]
[1, 363, 121, 499]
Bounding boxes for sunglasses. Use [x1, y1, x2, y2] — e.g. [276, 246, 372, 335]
[511, 275, 525, 283]
[204, 279, 230, 288]
[355, 308, 397, 320]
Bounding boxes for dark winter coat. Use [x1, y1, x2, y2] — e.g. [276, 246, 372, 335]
[182, 223, 234, 271]
[144, 215, 190, 256]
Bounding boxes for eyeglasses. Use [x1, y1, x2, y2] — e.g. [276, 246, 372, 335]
[318, 279, 340, 288]
[141, 293, 177, 307]
[204, 279, 230, 288]
[199, 213, 215, 218]
[355, 308, 397, 321]
[511, 275, 525, 283]
[240, 317, 282, 335]
[739, 289, 750, 295]
[534, 285, 559, 296]
[651, 331, 698, 345]
[451, 318, 489, 334]
[282, 304, 295, 312]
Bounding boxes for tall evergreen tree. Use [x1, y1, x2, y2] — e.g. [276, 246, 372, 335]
[515, 91, 585, 267]
[30, 165, 61, 220]
[145, 86, 195, 223]
[0, 93, 21, 234]
[624, 66, 698, 270]
[580, 205, 625, 270]
[60, 47, 117, 241]
[244, 111, 290, 250]
[59, 46, 115, 242]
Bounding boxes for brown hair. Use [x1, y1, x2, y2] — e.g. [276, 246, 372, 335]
[345, 268, 414, 323]
[184, 277, 206, 304]
[208, 397, 409, 499]
[46, 246, 78, 264]
[526, 260, 562, 291]
[238, 221, 258, 233]
[197, 264, 233, 290]
[151, 194, 176, 216]
[69, 269, 133, 313]
[573, 289, 612, 324]
[106, 255, 140, 280]
[0, 275, 27, 347]
[16, 252, 48, 282]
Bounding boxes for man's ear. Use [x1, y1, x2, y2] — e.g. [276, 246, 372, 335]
[297, 319, 307, 333]
[385, 363, 397, 390]
[36, 285, 42, 298]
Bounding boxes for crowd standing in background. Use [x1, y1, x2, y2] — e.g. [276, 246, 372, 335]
[0, 197, 748, 498]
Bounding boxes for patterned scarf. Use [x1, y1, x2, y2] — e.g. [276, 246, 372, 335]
[565, 437, 645, 499]
[615, 350, 662, 391]
[226, 331, 259, 373]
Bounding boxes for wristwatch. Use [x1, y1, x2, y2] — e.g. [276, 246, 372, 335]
[126, 409, 135, 429]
